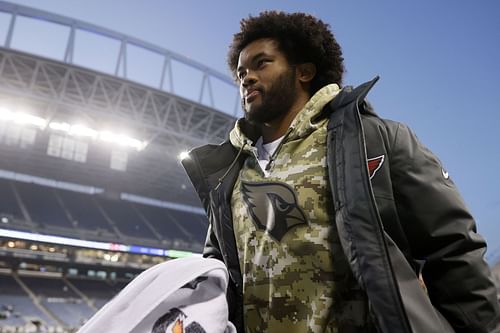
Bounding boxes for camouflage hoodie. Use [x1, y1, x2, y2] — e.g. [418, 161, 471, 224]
[228, 84, 371, 333]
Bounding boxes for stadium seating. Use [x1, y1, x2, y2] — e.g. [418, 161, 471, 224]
[20, 276, 79, 299]
[15, 182, 73, 229]
[0, 274, 58, 328]
[133, 203, 188, 242]
[67, 277, 119, 309]
[97, 197, 158, 240]
[0, 178, 25, 222]
[56, 188, 116, 235]
[0, 273, 28, 296]
[165, 208, 207, 244]
[0, 273, 133, 331]
[20, 275, 95, 329]
[41, 300, 94, 328]
[0, 179, 208, 252]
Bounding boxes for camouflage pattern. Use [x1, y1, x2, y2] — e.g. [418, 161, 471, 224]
[230, 84, 373, 332]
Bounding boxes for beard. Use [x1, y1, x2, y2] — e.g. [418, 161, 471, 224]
[242, 67, 298, 125]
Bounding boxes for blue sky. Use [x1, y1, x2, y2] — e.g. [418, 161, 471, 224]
[4, 0, 500, 262]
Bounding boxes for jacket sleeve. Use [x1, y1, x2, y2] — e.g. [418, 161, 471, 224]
[181, 148, 223, 262]
[203, 221, 223, 260]
[389, 122, 500, 333]
[203, 209, 242, 330]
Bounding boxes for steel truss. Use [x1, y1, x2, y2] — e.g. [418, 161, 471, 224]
[0, 0, 239, 116]
[0, 47, 235, 150]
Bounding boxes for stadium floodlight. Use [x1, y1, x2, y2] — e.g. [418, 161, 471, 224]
[0, 107, 148, 151]
[99, 131, 118, 142]
[0, 107, 7, 117]
[15, 113, 46, 128]
[69, 124, 98, 139]
[0, 107, 46, 128]
[49, 122, 146, 150]
[49, 122, 71, 132]
[119, 136, 145, 150]
[99, 131, 146, 151]
[50, 122, 98, 139]
[179, 151, 190, 160]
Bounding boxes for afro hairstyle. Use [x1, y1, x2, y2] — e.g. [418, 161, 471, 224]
[228, 11, 345, 94]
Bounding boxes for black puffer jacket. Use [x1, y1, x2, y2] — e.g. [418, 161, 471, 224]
[182, 78, 500, 333]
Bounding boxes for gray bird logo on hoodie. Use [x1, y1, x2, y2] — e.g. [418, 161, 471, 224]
[241, 181, 308, 241]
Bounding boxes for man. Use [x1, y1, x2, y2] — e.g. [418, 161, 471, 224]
[182, 11, 500, 333]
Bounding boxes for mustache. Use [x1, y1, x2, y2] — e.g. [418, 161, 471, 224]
[241, 86, 264, 109]
[244, 85, 264, 97]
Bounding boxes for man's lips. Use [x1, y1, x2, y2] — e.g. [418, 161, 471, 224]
[245, 90, 261, 103]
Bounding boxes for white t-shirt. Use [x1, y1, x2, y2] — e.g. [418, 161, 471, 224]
[255, 136, 284, 177]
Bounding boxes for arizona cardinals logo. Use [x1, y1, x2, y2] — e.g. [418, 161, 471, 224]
[172, 319, 183, 333]
[367, 155, 384, 179]
[152, 308, 206, 333]
[241, 181, 308, 242]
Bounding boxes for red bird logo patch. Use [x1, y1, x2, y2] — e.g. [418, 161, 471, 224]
[367, 155, 385, 179]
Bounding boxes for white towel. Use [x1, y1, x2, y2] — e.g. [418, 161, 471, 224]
[78, 256, 236, 333]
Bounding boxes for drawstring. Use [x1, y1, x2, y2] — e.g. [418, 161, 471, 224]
[264, 127, 293, 171]
[214, 141, 247, 191]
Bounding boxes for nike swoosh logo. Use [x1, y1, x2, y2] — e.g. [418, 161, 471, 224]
[442, 168, 449, 180]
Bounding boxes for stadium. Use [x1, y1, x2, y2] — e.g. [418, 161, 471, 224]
[0, 2, 498, 333]
[0, 2, 240, 332]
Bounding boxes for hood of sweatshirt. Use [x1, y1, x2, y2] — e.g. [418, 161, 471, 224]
[229, 83, 341, 153]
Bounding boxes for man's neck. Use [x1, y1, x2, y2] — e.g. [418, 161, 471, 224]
[260, 113, 295, 143]
[261, 93, 310, 144]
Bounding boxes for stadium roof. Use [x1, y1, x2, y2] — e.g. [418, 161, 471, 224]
[0, 1, 240, 206]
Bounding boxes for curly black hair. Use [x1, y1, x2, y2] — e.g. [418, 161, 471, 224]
[228, 11, 345, 94]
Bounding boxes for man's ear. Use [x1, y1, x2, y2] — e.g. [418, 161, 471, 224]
[297, 63, 316, 83]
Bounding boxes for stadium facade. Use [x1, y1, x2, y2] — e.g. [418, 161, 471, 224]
[0, 2, 237, 331]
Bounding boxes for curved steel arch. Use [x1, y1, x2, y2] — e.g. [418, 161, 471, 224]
[0, 0, 240, 116]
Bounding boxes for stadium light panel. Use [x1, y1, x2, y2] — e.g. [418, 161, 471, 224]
[15, 113, 47, 128]
[69, 124, 98, 138]
[99, 131, 118, 142]
[0, 107, 46, 128]
[119, 136, 145, 150]
[0, 107, 147, 150]
[99, 131, 145, 150]
[49, 122, 71, 132]
[49, 123, 146, 150]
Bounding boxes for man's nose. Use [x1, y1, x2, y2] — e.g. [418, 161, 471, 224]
[241, 71, 257, 88]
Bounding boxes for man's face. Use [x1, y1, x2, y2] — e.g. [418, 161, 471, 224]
[237, 38, 299, 125]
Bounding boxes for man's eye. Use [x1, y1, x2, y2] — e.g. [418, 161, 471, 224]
[257, 59, 269, 67]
